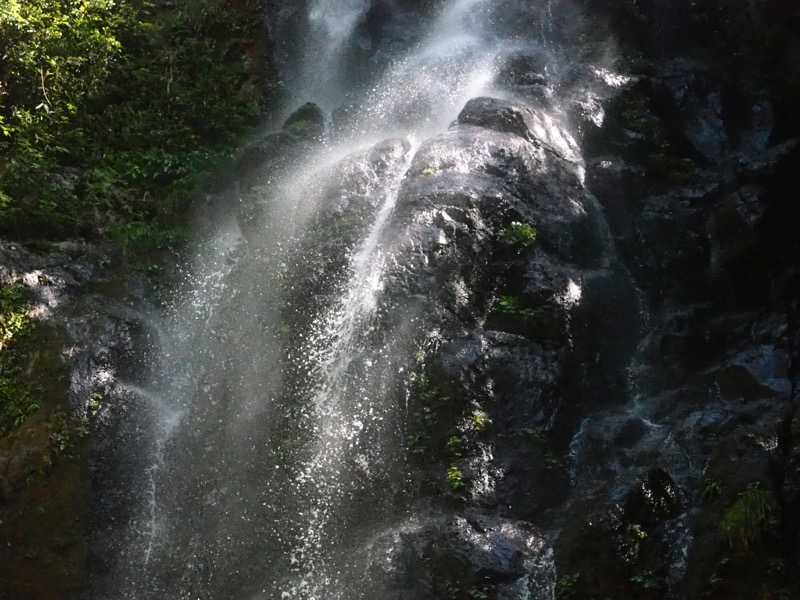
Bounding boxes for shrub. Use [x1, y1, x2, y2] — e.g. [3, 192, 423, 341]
[0, 0, 275, 238]
[0, 284, 37, 436]
[720, 482, 778, 552]
[446, 466, 465, 491]
[499, 221, 538, 247]
[446, 435, 466, 457]
[471, 410, 491, 431]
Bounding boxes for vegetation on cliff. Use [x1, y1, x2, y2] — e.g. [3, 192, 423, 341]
[0, 0, 276, 240]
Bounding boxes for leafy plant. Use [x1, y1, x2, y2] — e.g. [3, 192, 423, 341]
[49, 411, 88, 457]
[446, 434, 466, 457]
[286, 119, 322, 138]
[407, 433, 425, 455]
[702, 478, 723, 503]
[87, 391, 103, 412]
[631, 570, 659, 590]
[446, 466, 465, 492]
[422, 165, 438, 175]
[499, 221, 538, 247]
[767, 558, 787, 576]
[514, 426, 546, 444]
[107, 221, 189, 252]
[555, 572, 580, 600]
[0, 284, 32, 351]
[0, 0, 275, 238]
[720, 482, 778, 552]
[468, 584, 494, 599]
[544, 451, 561, 470]
[0, 375, 39, 437]
[471, 410, 491, 431]
[626, 523, 647, 542]
[0, 283, 37, 435]
[413, 347, 427, 365]
[495, 295, 538, 320]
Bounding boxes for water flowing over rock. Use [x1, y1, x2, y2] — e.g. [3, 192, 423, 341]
[4, 1, 797, 599]
[101, 3, 800, 598]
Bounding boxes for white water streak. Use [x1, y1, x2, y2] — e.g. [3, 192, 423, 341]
[287, 151, 412, 597]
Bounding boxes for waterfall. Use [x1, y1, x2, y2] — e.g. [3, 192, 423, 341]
[90, 1, 573, 598]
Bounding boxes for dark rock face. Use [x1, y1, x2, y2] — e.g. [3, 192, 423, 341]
[458, 97, 547, 145]
[283, 102, 326, 139]
[359, 512, 553, 600]
[0, 242, 155, 600]
[549, 2, 800, 598]
[8, 1, 798, 598]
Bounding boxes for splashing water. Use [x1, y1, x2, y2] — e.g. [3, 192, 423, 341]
[90, 0, 582, 598]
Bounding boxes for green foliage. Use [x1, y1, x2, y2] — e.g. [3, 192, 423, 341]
[618, 50, 650, 73]
[499, 221, 538, 248]
[621, 95, 660, 137]
[413, 346, 427, 365]
[422, 165, 438, 175]
[446, 434, 466, 457]
[626, 523, 647, 542]
[87, 391, 103, 412]
[0, 375, 40, 437]
[471, 410, 490, 431]
[0, 0, 126, 235]
[630, 570, 659, 590]
[495, 295, 539, 320]
[0, 284, 36, 435]
[720, 482, 778, 552]
[446, 465, 465, 492]
[620, 93, 696, 183]
[286, 119, 322, 138]
[107, 221, 188, 252]
[467, 584, 494, 600]
[49, 410, 88, 457]
[407, 433, 426, 455]
[0, 0, 274, 238]
[414, 373, 448, 406]
[514, 426, 546, 444]
[767, 558, 787, 576]
[701, 478, 723, 503]
[555, 572, 580, 600]
[544, 451, 561, 470]
[0, 284, 32, 350]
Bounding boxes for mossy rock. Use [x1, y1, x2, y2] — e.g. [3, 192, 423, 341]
[0, 322, 91, 599]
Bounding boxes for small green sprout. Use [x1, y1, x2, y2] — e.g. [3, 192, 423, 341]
[499, 221, 538, 247]
[446, 466, 465, 491]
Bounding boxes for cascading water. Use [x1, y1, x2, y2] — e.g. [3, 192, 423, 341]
[89, 0, 600, 598]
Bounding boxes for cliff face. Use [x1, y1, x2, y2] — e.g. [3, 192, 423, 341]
[546, 1, 800, 597]
[223, 2, 800, 597]
[1, 1, 799, 599]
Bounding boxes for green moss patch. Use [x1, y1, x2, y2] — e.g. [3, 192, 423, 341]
[0, 283, 36, 436]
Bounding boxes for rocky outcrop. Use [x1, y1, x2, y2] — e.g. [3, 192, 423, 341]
[5, 1, 796, 598]
[0, 241, 157, 600]
[548, 2, 800, 598]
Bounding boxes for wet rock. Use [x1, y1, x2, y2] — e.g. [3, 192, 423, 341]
[736, 137, 799, 178]
[715, 345, 792, 399]
[494, 52, 552, 106]
[710, 184, 766, 264]
[398, 119, 597, 267]
[234, 130, 304, 189]
[283, 101, 326, 139]
[495, 52, 548, 88]
[360, 512, 554, 600]
[457, 97, 543, 148]
[585, 158, 647, 236]
[0, 240, 152, 600]
[624, 468, 682, 526]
